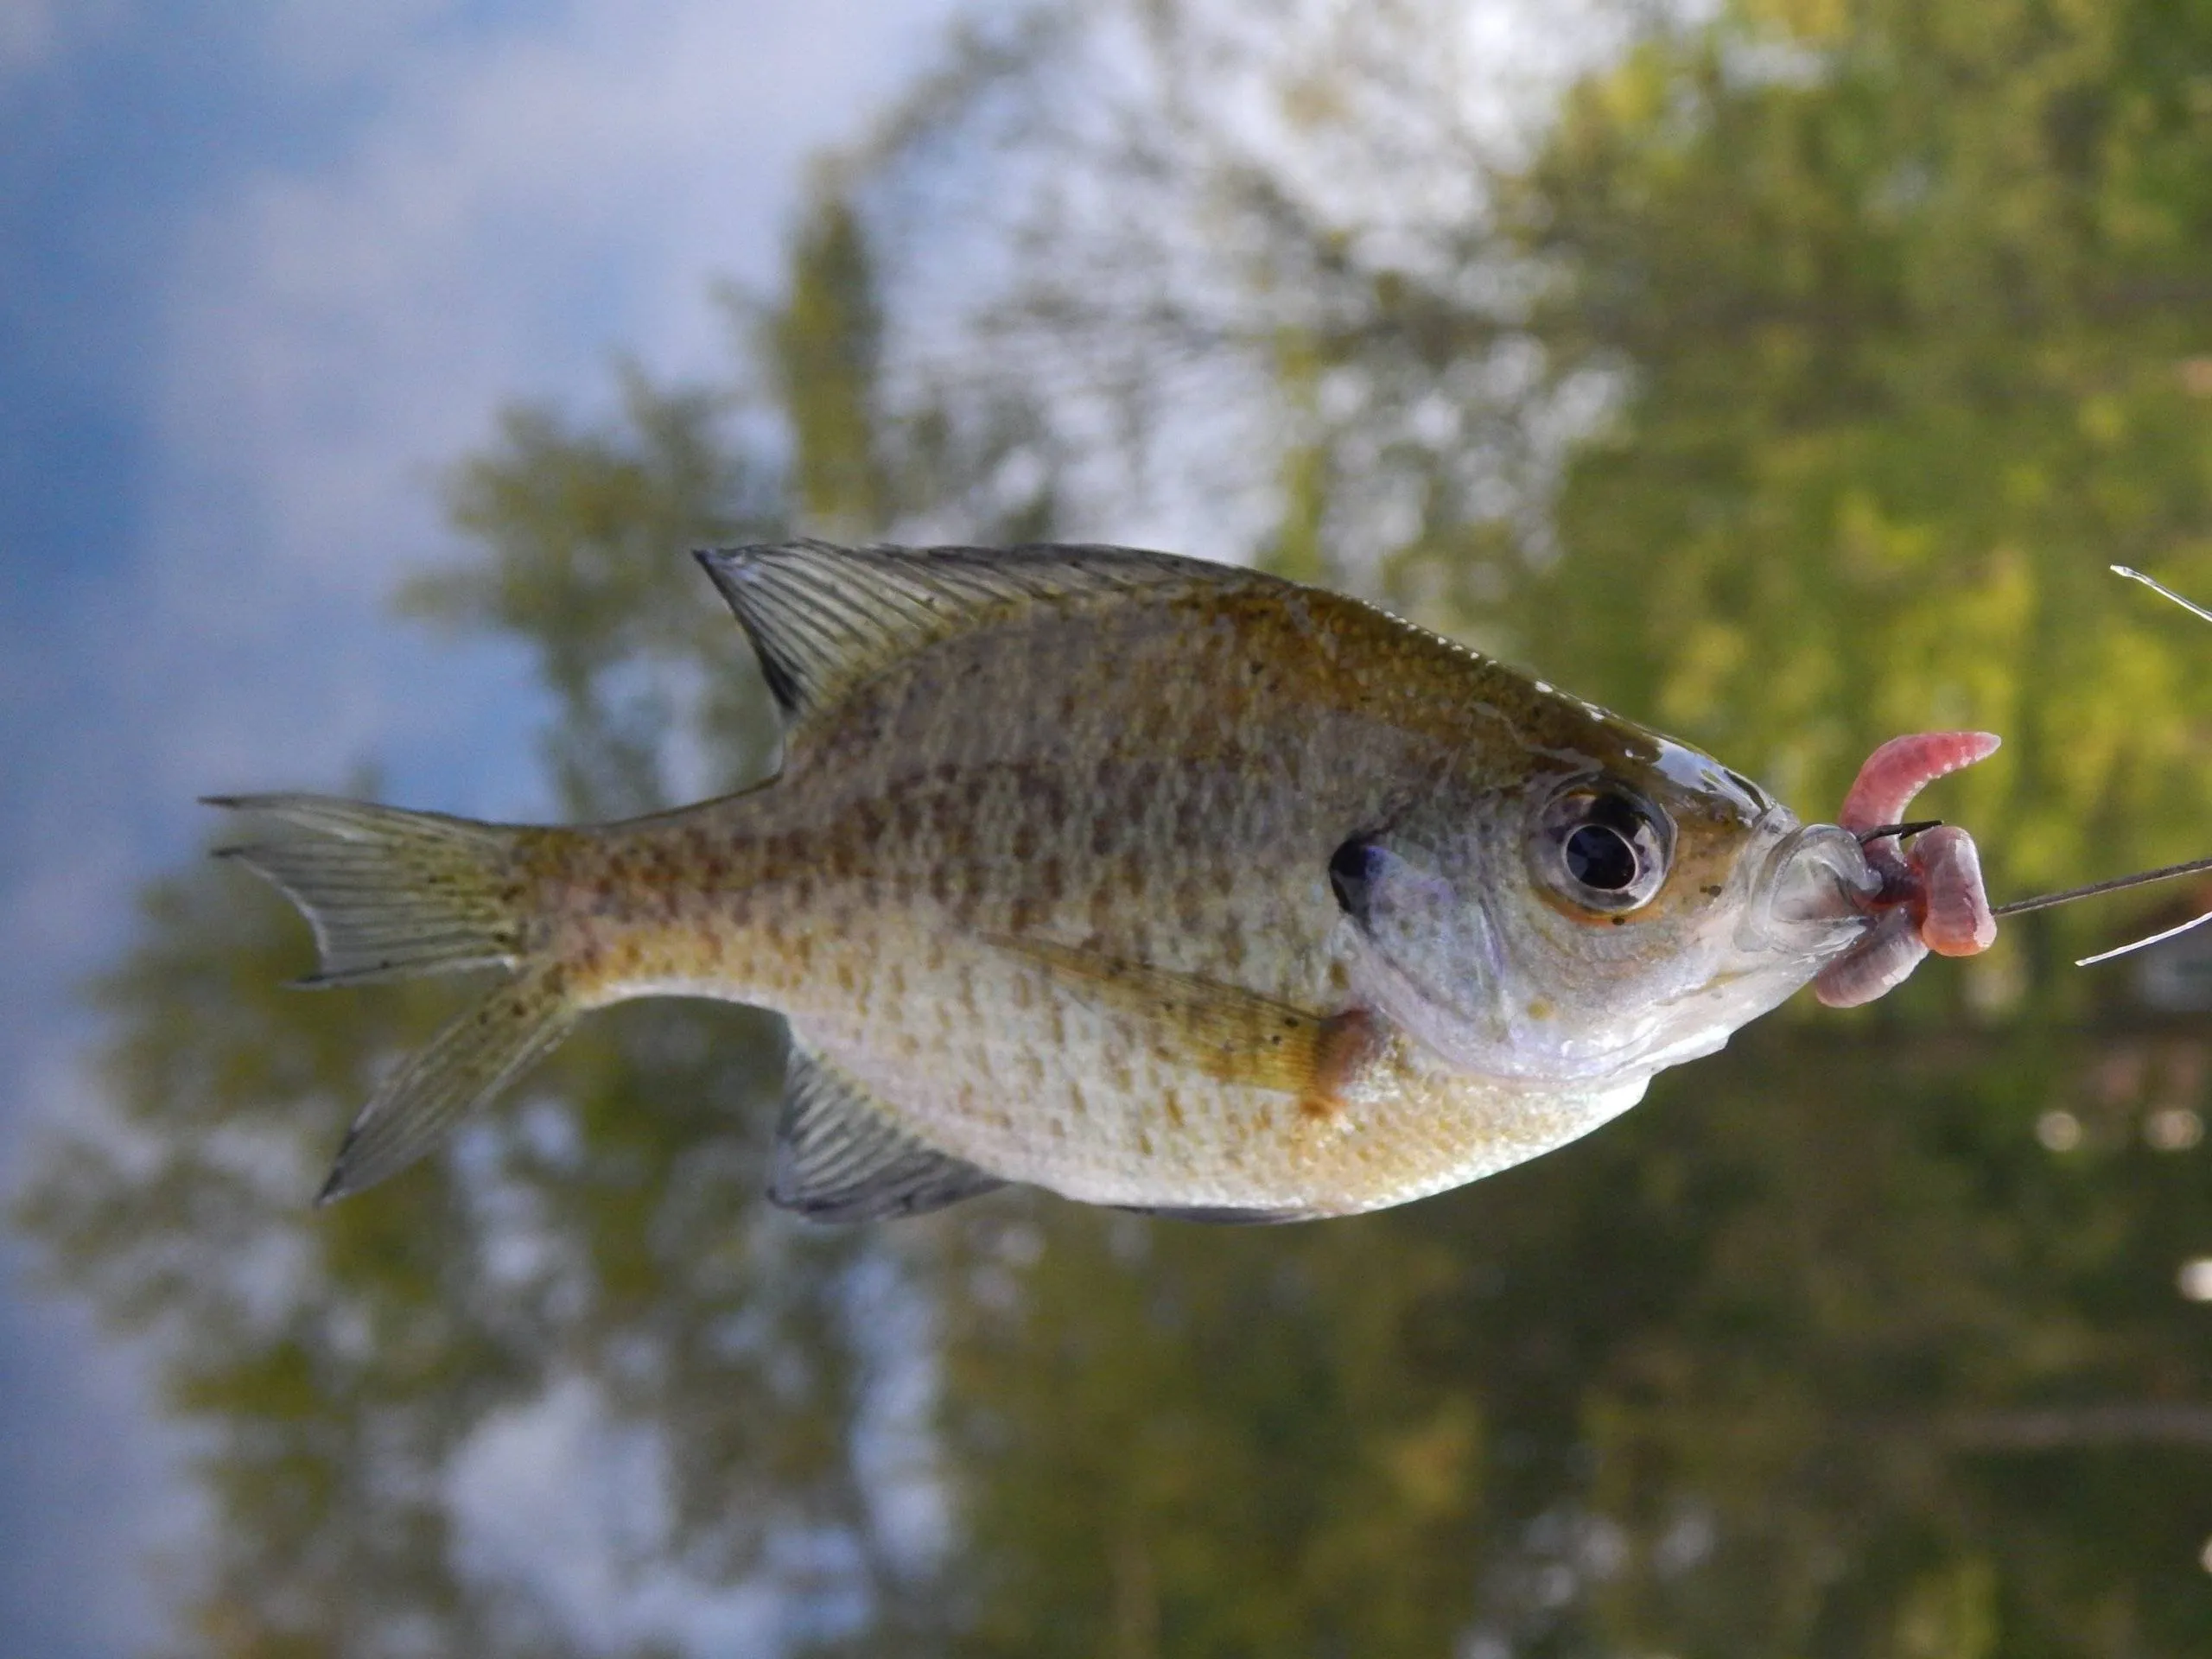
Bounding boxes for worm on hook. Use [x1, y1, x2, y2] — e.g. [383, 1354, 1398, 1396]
[1815, 731, 2001, 1007]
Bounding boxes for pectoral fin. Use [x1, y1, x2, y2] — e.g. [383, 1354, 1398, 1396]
[990, 935, 1376, 1109]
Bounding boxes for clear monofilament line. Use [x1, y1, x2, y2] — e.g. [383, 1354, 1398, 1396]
[2113, 563, 2212, 625]
[1992, 855, 2212, 919]
[1993, 565, 2212, 964]
[1993, 856, 2212, 966]
[2075, 910, 2212, 968]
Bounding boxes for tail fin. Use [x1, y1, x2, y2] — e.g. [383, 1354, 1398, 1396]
[207, 794, 577, 1204]
[206, 793, 528, 986]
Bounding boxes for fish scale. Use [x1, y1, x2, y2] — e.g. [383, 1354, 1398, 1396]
[211, 541, 1902, 1217]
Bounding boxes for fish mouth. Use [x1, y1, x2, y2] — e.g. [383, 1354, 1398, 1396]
[1736, 817, 1886, 959]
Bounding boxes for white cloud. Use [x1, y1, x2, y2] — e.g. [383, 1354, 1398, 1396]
[138, 0, 978, 809]
[448, 1376, 785, 1650]
[162, 0, 964, 565]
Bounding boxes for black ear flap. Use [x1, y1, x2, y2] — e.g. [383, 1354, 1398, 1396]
[1328, 836, 1381, 922]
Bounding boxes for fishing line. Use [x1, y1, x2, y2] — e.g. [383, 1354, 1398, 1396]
[1992, 858, 2212, 919]
[2113, 563, 2212, 626]
[1974, 566, 2212, 965]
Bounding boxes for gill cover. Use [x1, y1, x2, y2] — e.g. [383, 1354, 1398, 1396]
[1326, 772, 1684, 1085]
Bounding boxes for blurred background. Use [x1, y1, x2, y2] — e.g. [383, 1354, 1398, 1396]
[8, 0, 2212, 1652]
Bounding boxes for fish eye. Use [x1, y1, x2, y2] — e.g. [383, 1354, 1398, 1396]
[1529, 782, 1673, 915]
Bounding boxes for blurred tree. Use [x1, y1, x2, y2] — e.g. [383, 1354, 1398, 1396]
[763, 190, 893, 537]
[1507, 0, 2212, 1003]
[19, 2, 2212, 1656]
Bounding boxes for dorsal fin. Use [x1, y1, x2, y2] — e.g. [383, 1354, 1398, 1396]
[769, 1041, 1005, 1224]
[693, 540, 1260, 734]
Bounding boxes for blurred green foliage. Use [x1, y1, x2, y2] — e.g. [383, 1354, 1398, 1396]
[1511, 0, 2212, 977]
[20, 0, 2212, 1653]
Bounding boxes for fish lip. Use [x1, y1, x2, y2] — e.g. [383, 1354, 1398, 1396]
[1738, 816, 1885, 956]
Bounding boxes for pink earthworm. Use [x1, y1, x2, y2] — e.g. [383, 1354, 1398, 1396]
[1815, 731, 2001, 1008]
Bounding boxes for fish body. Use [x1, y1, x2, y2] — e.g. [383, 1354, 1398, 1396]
[214, 542, 1929, 1221]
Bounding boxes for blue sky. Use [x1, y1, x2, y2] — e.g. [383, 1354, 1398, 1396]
[0, 2, 976, 1648]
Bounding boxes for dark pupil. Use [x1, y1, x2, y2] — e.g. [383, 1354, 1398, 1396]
[1564, 823, 1638, 892]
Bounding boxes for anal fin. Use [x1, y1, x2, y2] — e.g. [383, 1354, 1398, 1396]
[770, 1043, 1005, 1224]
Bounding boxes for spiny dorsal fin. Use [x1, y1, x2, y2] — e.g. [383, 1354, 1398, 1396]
[770, 1042, 1005, 1224]
[693, 540, 1262, 734]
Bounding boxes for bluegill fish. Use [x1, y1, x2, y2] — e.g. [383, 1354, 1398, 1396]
[210, 542, 1993, 1222]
